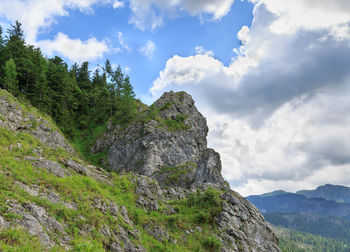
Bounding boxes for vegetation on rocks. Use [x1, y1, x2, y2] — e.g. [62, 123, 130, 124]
[0, 107, 225, 251]
[0, 21, 280, 252]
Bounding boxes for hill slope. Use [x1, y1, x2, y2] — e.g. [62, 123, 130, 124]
[247, 192, 350, 220]
[0, 89, 280, 251]
[247, 186, 350, 251]
[275, 227, 350, 252]
[297, 184, 350, 203]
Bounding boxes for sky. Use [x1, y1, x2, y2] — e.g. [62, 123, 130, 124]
[1, 0, 350, 196]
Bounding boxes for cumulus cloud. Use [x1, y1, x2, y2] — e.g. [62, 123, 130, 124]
[139, 40, 156, 59]
[38, 32, 110, 63]
[0, 0, 66, 43]
[150, 0, 350, 195]
[0, 0, 117, 43]
[251, 0, 350, 37]
[128, 0, 235, 30]
[195, 46, 214, 57]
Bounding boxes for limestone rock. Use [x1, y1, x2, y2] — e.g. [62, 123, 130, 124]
[0, 94, 73, 153]
[99, 91, 226, 189]
[95, 91, 280, 251]
[32, 159, 70, 178]
[0, 216, 9, 231]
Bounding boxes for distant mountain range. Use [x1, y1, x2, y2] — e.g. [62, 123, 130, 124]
[297, 184, 350, 203]
[247, 191, 350, 220]
[247, 184, 350, 220]
[247, 184, 350, 248]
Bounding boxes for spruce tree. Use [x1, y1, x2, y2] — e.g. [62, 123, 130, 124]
[4, 58, 19, 95]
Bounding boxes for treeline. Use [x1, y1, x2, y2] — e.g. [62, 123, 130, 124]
[264, 212, 350, 244]
[0, 21, 138, 140]
[277, 227, 350, 252]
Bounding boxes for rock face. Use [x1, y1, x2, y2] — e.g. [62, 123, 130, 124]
[95, 91, 281, 251]
[98, 91, 226, 188]
[0, 93, 73, 153]
[0, 89, 280, 251]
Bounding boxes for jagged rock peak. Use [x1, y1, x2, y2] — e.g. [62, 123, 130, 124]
[106, 91, 227, 189]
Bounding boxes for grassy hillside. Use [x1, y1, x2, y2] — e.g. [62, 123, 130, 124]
[0, 89, 225, 251]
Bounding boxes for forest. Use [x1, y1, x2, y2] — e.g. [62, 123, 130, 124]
[0, 21, 139, 164]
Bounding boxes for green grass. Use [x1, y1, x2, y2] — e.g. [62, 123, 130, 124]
[0, 229, 49, 252]
[72, 122, 109, 168]
[0, 125, 226, 251]
[156, 162, 196, 186]
[0, 90, 228, 251]
[161, 114, 189, 132]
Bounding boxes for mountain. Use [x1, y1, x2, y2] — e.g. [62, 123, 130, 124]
[0, 89, 280, 251]
[264, 212, 350, 243]
[297, 184, 350, 203]
[260, 190, 288, 198]
[247, 186, 350, 251]
[275, 227, 350, 252]
[247, 192, 350, 220]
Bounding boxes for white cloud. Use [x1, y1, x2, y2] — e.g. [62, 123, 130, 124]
[128, 0, 235, 30]
[118, 32, 131, 51]
[0, 0, 66, 43]
[113, 0, 124, 9]
[38, 32, 110, 63]
[139, 40, 156, 59]
[124, 66, 131, 73]
[150, 0, 350, 195]
[251, 0, 350, 37]
[0, 0, 117, 43]
[195, 46, 214, 57]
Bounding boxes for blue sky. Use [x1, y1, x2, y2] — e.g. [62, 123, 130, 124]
[1, 0, 350, 196]
[32, 0, 254, 95]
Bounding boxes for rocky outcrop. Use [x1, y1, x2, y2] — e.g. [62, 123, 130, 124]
[0, 89, 280, 251]
[0, 92, 73, 153]
[94, 91, 226, 189]
[94, 91, 281, 251]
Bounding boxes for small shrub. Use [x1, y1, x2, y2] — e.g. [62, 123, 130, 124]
[162, 114, 189, 131]
[202, 235, 222, 252]
[71, 238, 104, 252]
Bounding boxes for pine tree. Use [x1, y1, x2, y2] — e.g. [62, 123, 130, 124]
[0, 26, 4, 48]
[7, 21, 24, 41]
[3, 21, 28, 94]
[0, 26, 5, 88]
[4, 58, 19, 95]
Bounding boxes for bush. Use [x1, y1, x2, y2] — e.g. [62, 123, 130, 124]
[202, 235, 222, 251]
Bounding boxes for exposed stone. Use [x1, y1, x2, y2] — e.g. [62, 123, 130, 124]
[120, 206, 133, 225]
[32, 159, 70, 178]
[133, 176, 162, 211]
[9, 142, 22, 151]
[25, 203, 65, 235]
[98, 91, 227, 189]
[101, 224, 111, 237]
[0, 94, 73, 153]
[144, 224, 169, 242]
[0, 89, 281, 251]
[15, 181, 40, 197]
[0, 216, 9, 230]
[63, 159, 88, 175]
[7, 201, 54, 247]
[96, 91, 281, 251]
[108, 202, 119, 217]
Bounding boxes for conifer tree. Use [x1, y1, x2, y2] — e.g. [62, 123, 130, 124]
[4, 58, 19, 95]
